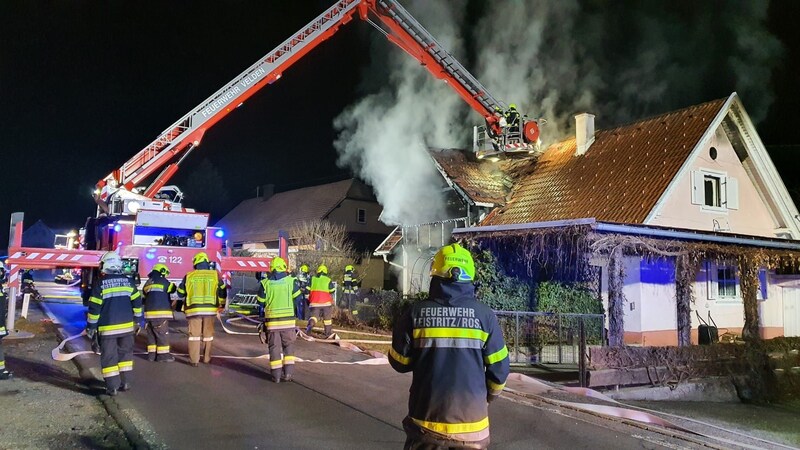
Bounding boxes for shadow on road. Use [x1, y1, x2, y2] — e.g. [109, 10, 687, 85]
[6, 355, 93, 395]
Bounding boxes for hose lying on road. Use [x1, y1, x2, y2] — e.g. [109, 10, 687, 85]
[221, 313, 392, 345]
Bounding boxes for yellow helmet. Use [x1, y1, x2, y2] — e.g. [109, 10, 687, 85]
[300, 264, 309, 273]
[345, 264, 354, 272]
[271, 257, 288, 272]
[317, 264, 328, 275]
[509, 103, 517, 110]
[193, 252, 210, 267]
[431, 243, 475, 282]
[152, 263, 170, 277]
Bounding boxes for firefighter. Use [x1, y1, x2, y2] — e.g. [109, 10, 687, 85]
[504, 103, 520, 134]
[142, 263, 176, 362]
[86, 252, 143, 396]
[305, 264, 335, 338]
[177, 252, 226, 367]
[342, 264, 359, 310]
[295, 264, 311, 321]
[256, 257, 300, 383]
[0, 274, 13, 380]
[389, 243, 509, 449]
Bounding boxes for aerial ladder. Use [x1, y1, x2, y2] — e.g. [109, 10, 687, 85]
[8, 0, 540, 303]
[94, 0, 541, 215]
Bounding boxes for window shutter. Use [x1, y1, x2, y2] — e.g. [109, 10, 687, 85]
[691, 171, 704, 205]
[706, 261, 718, 300]
[757, 269, 768, 300]
[726, 177, 739, 210]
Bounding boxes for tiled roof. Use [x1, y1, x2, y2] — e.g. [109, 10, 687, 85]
[429, 149, 512, 205]
[374, 226, 402, 255]
[216, 179, 355, 244]
[484, 97, 728, 225]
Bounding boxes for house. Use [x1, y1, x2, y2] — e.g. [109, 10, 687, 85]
[380, 92, 800, 345]
[22, 220, 56, 249]
[216, 179, 393, 289]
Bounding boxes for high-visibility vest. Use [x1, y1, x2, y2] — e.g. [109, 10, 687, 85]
[258, 275, 298, 330]
[308, 275, 334, 307]
[183, 270, 222, 317]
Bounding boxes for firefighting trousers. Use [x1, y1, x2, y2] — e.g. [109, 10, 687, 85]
[306, 306, 332, 336]
[267, 329, 296, 379]
[0, 338, 6, 372]
[187, 316, 215, 364]
[294, 295, 308, 321]
[145, 319, 171, 358]
[99, 334, 134, 391]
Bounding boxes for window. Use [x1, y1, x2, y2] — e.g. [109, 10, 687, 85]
[717, 266, 737, 297]
[704, 175, 722, 207]
[691, 170, 739, 210]
[706, 261, 739, 301]
[357, 208, 366, 224]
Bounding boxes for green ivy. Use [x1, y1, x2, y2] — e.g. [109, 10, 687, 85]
[537, 281, 603, 314]
[474, 249, 529, 311]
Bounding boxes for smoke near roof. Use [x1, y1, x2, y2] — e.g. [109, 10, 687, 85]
[335, 0, 783, 225]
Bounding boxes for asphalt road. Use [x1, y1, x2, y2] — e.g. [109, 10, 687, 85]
[39, 287, 697, 450]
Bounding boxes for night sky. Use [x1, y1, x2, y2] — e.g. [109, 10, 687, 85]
[1, 1, 798, 248]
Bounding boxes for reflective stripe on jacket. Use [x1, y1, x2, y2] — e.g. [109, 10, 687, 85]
[143, 275, 176, 320]
[257, 273, 300, 331]
[178, 268, 225, 317]
[389, 279, 509, 445]
[308, 275, 334, 307]
[0, 291, 7, 337]
[343, 272, 358, 294]
[87, 273, 142, 336]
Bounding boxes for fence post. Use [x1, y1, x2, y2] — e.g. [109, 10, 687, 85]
[579, 317, 587, 387]
[557, 314, 563, 364]
[514, 312, 520, 364]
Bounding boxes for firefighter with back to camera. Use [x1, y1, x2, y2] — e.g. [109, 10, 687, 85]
[389, 243, 510, 450]
[142, 263, 177, 362]
[257, 257, 301, 382]
[86, 252, 143, 396]
[305, 264, 336, 338]
[177, 252, 226, 366]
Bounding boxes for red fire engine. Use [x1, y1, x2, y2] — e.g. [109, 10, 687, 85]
[7, 0, 539, 300]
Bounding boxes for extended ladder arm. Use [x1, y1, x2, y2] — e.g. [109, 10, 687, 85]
[96, 0, 526, 206]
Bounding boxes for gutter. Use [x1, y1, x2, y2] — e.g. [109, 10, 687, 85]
[453, 218, 800, 251]
[382, 254, 404, 269]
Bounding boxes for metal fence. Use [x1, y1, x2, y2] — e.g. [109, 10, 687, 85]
[495, 311, 605, 367]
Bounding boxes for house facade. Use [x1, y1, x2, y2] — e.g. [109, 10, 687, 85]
[217, 179, 393, 290]
[382, 93, 800, 345]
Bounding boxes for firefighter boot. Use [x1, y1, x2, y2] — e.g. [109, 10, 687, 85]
[0, 369, 13, 380]
[270, 369, 282, 383]
[147, 352, 156, 362]
[157, 353, 175, 363]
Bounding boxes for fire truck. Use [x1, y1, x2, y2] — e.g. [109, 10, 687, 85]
[7, 0, 539, 301]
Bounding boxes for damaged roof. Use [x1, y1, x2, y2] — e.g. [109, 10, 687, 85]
[429, 148, 514, 206]
[484, 97, 728, 225]
[216, 179, 358, 244]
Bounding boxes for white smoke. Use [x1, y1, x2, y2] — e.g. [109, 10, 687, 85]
[334, 0, 468, 226]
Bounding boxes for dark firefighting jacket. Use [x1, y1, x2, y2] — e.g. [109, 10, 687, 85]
[389, 279, 510, 444]
[142, 272, 176, 320]
[257, 272, 300, 331]
[87, 273, 143, 336]
[177, 262, 226, 318]
[343, 271, 359, 294]
[0, 289, 7, 337]
[308, 274, 335, 307]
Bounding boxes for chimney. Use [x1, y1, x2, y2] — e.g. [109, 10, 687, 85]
[256, 184, 275, 200]
[575, 113, 595, 156]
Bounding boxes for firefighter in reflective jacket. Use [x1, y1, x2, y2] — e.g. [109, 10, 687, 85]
[342, 264, 359, 309]
[177, 252, 226, 366]
[389, 244, 509, 449]
[86, 252, 143, 396]
[295, 264, 311, 320]
[305, 264, 336, 338]
[142, 263, 176, 362]
[0, 274, 13, 380]
[257, 257, 300, 382]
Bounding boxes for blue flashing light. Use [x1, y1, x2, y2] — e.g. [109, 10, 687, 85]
[145, 252, 156, 260]
[214, 229, 225, 238]
[114, 224, 122, 232]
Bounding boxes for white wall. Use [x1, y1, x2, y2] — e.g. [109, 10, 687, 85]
[638, 257, 677, 333]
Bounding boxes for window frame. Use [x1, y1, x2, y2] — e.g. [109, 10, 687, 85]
[356, 208, 367, 224]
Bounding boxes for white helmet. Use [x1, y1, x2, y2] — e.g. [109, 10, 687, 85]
[100, 252, 123, 274]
